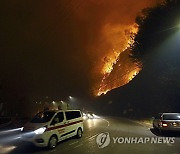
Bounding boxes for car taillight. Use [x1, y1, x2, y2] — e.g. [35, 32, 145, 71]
[162, 122, 168, 127]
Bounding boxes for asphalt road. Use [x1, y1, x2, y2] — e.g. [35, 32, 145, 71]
[1, 116, 180, 154]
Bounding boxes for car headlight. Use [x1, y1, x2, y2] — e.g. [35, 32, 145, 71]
[20, 127, 24, 131]
[34, 127, 46, 135]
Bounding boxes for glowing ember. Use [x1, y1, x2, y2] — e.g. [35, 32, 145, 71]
[128, 71, 138, 81]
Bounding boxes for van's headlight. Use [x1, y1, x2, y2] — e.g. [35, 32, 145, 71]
[34, 127, 46, 135]
[20, 127, 24, 131]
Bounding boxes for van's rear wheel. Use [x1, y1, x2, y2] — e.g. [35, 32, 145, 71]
[76, 128, 82, 138]
[48, 135, 57, 149]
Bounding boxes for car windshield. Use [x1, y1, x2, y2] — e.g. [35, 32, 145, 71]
[31, 111, 55, 123]
[163, 114, 180, 120]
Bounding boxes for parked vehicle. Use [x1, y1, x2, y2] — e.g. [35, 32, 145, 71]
[21, 110, 83, 148]
[153, 113, 180, 133]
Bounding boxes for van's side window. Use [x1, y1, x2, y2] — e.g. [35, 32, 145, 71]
[65, 111, 81, 120]
[51, 112, 64, 125]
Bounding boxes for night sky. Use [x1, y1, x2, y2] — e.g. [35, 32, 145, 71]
[0, 0, 91, 102]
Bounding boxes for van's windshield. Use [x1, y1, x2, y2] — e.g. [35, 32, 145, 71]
[31, 111, 55, 123]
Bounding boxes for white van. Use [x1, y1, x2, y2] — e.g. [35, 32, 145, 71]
[21, 110, 83, 148]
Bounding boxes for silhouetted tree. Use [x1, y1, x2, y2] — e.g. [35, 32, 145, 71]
[132, 0, 180, 61]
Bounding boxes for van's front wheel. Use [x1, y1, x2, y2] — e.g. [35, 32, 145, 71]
[48, 135, 58, 149]
[76, 128, 82, 138]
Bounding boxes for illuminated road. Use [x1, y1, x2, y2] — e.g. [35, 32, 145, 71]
[1, 117, 180, 154]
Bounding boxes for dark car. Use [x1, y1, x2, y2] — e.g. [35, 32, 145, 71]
[153, 113, 180, 132]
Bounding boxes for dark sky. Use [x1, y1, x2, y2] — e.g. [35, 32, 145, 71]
[0, 0, 92, 101]
[0, 0, 160, 104]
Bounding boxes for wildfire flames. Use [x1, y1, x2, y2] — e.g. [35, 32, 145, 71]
[96, 23, 141, 96]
